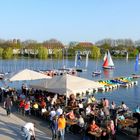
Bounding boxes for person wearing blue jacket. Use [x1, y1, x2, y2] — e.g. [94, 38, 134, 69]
[50, 116, 58, 140]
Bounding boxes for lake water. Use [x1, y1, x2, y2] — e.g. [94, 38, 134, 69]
[0, 58, 140, 110]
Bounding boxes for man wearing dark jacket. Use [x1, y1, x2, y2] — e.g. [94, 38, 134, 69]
[4, 95, 12, 116]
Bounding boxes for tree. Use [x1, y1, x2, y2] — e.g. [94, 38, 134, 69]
[129, 48, 139, 57]
[53, 48, 63, 59]
[2, 47, 13, 59]
[37, 46, 48, 59]
[91, 46, 101, 59]
[67, 48, 75, 57]
[22, 40, 37, 47]
[23, 43, 41, 58]
[53, 48, 58, 58]
[136, 46, 140, 52]
[69, 41, 78, 48]
[0, 48, 3, 57]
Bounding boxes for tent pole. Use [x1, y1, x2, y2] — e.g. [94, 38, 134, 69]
[66, 91, 68, 106]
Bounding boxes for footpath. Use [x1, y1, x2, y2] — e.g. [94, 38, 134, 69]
[0, 106, 52, 140]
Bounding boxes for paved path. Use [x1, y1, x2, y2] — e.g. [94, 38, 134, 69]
[0, 106, 52, 140]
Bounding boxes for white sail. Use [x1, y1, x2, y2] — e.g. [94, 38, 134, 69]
[126, 52, 128, 60]
[74, 53, 78, 67]
[107, 50, 114, 67]
[103, 52, 107, 61]
[85, 52, 89, 68]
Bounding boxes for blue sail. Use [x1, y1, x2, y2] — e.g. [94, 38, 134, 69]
[135, 55, 139, 72]
[77, 51, 82, 67]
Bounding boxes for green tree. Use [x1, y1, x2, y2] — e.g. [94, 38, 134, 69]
[53, 48, 59, 58]
[74, 44, 85, 52]
[129, 48, 139, 57]
[0, 48, 3, 57]
[24, 43, 41, 58]
[58, 49, 63, 59]
[2, 47, 13, 59]
[67, 48, 75, 57]
[37, 46, 48, 59]
[52, 48, 63, 59]
[99, 43, 111, 54]
[91, 46, 101, 58]
[136, 46, 140, 52]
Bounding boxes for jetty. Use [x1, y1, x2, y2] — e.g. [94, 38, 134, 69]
[96, 76, 138, 93]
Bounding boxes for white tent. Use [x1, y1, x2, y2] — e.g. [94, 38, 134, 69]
[30, 74, 104, 96]
[7, 69, 52, 81]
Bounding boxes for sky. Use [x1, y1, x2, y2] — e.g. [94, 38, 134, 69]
[0, 0, 140, 44]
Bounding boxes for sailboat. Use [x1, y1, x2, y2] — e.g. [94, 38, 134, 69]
[92, 70, 101, 76]
[102, 50, 115, 69]
[92, 58, 101, 76]
[132, 54, 139, 78]
[126, 52, 128, 61]
[135, 54, 139, 72]
[75, 51, 89, 72]
[138, 53, 140, 65]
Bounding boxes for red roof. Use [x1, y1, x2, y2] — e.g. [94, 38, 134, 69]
[44, 42, 64, 49]
[77, 42, 94, 47]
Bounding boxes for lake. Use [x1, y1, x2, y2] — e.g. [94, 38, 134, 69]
[0, 58, 140, 110]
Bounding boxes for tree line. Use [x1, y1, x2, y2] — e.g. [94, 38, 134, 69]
[0, 38, 139, 59]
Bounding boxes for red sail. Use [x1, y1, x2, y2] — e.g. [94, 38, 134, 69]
[102, 57, 108, 67]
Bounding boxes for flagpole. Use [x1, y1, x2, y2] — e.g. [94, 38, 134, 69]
[65, 73, 68, 106]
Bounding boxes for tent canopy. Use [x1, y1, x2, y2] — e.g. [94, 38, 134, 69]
[30, 74, 104, 96]
[6, 69, 52, 81]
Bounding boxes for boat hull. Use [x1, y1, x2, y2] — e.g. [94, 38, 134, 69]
[76, 68, 87, 72]
[102, 66, 115, 69]
[92, 71, 101, 76]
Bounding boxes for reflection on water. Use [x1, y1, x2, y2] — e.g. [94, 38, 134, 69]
[133, 86, 140, 100]
[103, 69, 114, 79]
[0, 58, 139, 110]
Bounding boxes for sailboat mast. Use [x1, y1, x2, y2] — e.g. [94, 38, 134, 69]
[65, 48, 68, 68]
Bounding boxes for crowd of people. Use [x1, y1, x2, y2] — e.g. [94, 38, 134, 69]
[0, 84, 140, 140]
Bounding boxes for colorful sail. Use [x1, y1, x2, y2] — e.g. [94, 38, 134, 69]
[77, 51, 82, 67]
[75, 51, 82, 67]
[103, 52, 107, 61]
[102, 50, 115, 69]
[102, 56, 108, 68]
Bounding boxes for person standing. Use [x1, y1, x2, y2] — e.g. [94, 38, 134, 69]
[50, 116, 58, 140]
[22, 122, 35, 140]
[3, 95, 12, 116]
[134, 107, 140, 137]
[109, 120, 116, 140]
[0, 88, 2, 102]
[57, 114, 66, 140]
[22, 83, 27, 95]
